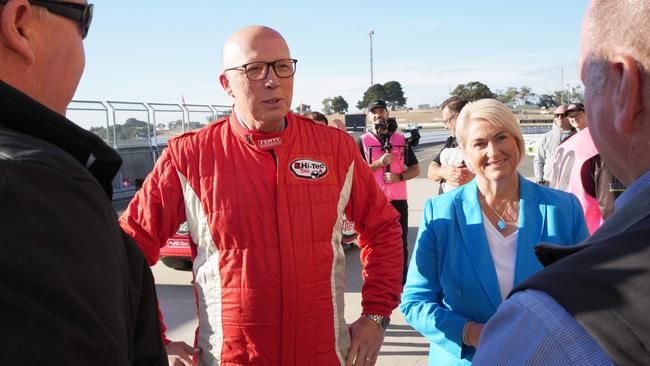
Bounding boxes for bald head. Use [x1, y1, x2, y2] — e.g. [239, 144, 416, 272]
[221, 26, 290, 71]
[218, 26, 294, 133]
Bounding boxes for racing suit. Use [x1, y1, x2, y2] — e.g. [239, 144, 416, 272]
[120, 110, 403, 366]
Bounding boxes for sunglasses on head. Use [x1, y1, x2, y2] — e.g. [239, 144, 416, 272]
[0, 0, 93, 39]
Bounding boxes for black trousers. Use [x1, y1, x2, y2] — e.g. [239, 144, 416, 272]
[390, 200, 409, 284]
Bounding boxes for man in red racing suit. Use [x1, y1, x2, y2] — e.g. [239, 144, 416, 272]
[120, 26, 402, 366]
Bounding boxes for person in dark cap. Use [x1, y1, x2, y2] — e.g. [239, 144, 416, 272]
[357, 99, 420, 283]
[566, 102, 587, 130]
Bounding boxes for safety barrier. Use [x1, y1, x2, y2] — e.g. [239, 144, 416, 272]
[66, 100, 230, 194]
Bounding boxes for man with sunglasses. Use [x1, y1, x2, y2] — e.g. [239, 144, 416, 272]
[0, 1, 167, 366]
[533, 104, 575, 185]
[121, 26, 403, 366]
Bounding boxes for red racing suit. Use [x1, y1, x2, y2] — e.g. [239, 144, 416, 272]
[119, 110, 403, 366]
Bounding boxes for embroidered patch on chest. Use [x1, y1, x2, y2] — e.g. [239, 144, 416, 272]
[289, 159, 329, 180]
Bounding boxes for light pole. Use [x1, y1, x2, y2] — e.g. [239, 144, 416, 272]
[368, 29, 375, 86]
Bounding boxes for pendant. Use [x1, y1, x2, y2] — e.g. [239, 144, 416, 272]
[497, 219, 507, 231]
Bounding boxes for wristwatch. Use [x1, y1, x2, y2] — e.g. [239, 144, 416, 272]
[363, 314, 390, 331]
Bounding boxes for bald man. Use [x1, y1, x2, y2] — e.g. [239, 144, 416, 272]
[533, 104, 574, 185]
[121, 26, 403, 366]
[474, 1, 650, 364]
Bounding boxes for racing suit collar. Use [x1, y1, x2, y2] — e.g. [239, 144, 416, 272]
[229, 106, 295, 152]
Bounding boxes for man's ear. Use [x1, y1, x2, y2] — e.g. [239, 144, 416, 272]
[611, 55, 642, 134]
[219, 73, 234, 98]
[0, 0, 36, 65]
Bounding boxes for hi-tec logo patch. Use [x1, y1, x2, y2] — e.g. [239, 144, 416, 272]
[290, 159, 328, 180]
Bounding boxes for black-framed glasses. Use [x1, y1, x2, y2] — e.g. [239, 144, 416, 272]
[0, 0, 94, 39]
[224, 58, 298, 81]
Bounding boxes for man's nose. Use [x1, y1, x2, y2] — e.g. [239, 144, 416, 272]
[263, 67, 280, 88]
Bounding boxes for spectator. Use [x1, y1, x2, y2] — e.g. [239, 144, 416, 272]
[550, 102, 625, 233]
[305, 110, 328, 126]
[332, 118, 346, 130]
[401, 99, 588, 365]
[474, 1, 650, 364]
[0, 1, 167, 365]
[120, 26, 403, 366]
[428, 97, 474, 193]
[358, 99, 421, 283]
[533, 104, 574, 185]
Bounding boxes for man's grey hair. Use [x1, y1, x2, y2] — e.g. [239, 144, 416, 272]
[583, 0, 650, 96]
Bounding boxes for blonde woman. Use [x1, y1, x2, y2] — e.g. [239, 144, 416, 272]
[401, 99, 588, 365]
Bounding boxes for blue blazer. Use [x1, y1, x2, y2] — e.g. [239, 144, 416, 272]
[400, 175, 588, 365]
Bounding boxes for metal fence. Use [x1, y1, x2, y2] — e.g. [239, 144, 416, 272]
[66, 100, 230, 195]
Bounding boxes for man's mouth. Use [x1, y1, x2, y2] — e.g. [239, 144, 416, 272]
[263, 98, 282, 105]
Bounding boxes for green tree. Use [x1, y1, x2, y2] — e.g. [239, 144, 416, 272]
[330, 96, 349, 114]
[537, 94, 558, 108]
[517, 86, 534, 104]
[357, 83, 386, 109]
[566, 84, 584, 104]
[495, 87, 519, 104]
[322, 98, 334, 115]
[383, 81, 407, 109]
[451, 81, 495, 101]
[293, 103, 311, 114]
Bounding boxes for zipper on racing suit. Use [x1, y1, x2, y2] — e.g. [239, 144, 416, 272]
[270, 149, 278, 168]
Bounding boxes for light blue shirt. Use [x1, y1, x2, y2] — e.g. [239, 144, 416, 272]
[615, 170, 650, 209]
[475, 170, 650, 365]
[473, 290, 613, 365]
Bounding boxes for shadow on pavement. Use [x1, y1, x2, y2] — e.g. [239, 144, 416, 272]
[344, 225, 420, 293]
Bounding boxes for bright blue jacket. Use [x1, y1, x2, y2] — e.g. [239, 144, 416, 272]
[400, 176, 588, 365]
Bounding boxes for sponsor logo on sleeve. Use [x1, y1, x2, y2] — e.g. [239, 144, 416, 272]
[290, 158, 329, 180]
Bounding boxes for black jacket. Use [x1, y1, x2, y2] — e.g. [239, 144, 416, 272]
[0, 80, 168, 366]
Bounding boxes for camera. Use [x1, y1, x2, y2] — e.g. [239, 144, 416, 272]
[375, 117, 398, 135]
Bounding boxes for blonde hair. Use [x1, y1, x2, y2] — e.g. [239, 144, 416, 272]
[456, 98, 525, 165]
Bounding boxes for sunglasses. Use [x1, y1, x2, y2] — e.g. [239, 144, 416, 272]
[0, 0, 94, 39]
[554, 113, 567, 118]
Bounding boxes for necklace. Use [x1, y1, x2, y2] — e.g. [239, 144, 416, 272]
[484, 200, 510, 231]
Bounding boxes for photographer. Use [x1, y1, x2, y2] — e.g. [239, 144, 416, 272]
[358, 100, 420, 283]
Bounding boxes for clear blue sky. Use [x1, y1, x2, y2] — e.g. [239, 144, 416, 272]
[75, 0, 590, 112]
